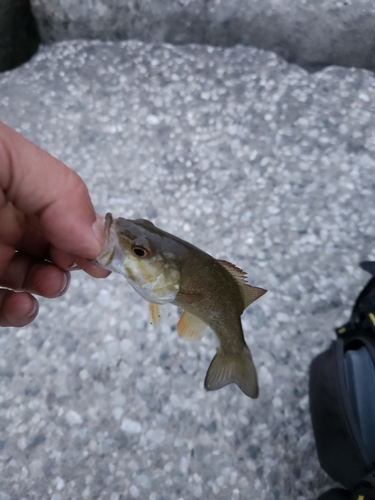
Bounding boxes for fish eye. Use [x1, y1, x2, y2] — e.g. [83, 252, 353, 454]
[132, 246, 150, 258]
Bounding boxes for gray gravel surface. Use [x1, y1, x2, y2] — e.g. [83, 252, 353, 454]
[30, 0, 375, 71]
[1, 40, 375, 499]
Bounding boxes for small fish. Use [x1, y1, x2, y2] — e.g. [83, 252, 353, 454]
[96, 213, 267, 398]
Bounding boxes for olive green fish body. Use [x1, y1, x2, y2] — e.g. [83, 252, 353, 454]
[173, 258, 259, 398]
[96, 213, 266, 398]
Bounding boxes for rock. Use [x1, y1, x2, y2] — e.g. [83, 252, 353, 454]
[54, 477, 65, 490]
[145, 428, 166, 445]
[31, 0, 205, 45]
[65, 410, 83, 426]
[112, 407, 124, 421]
[30, 0, 375, 71]
[206, 0, 375, 71]
[120, 338, 134, 352]
[0, 0, 39, 72]
[136, 474, 151, 489]
[27, 433, 46, 450]
[121, 418, 142, 434]
[97, 289, 111, 307]
[129, 485, 140, 498]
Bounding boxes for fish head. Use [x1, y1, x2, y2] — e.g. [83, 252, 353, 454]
[96, 213, 180, 304]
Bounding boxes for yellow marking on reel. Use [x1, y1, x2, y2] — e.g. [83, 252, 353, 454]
[337, 327, 346, 334]
[369, 312, 375, 327]
[357, 495, 364, 500]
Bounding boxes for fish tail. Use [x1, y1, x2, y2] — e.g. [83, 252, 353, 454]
[204, 346, 259, 399]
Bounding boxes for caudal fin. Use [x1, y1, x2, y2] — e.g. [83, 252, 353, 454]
[204, 347, 259, 398]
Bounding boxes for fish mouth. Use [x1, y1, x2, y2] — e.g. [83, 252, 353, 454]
[94, 213, 116, 267]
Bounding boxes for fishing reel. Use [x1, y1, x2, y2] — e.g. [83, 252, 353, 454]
[310, 262, 375, 500]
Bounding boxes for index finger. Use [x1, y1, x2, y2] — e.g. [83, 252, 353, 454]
[0, 121, 104, 259]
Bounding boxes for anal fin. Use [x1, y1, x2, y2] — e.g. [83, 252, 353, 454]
[177, 311, 207, 341]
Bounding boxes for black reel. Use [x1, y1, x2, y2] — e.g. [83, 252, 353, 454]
[311, 262, 375, 500]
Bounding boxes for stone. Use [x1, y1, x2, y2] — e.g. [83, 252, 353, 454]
[55, 477, 65, 490]
[97, 289, 111, 307]
[31, 0, 205, 45]
[0, 0, 40, 72]
[27, 433, 46, 450]
[65, 410, 83, 426]
[129, 485, 140, 498]
[112, 407, 124, 421]
[121, 418, 142, 434]
[120, 338, 134, 352]
[29, 0, 375, 71]
[136, 474, 151, 489]
[206, 0, 375, 71]
[145, 429, 166, 445]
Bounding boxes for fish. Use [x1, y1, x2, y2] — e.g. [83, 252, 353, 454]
[95, 213, 267, 398]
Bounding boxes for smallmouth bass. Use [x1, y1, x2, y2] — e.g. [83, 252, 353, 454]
[96, 213, 267, 398]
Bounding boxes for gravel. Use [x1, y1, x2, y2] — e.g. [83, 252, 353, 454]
[1, 39, 375, 498]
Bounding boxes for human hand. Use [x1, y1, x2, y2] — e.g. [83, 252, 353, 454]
[0, 121, 109, 327]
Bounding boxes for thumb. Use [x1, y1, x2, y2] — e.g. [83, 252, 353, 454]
[0, 121, 104, 259]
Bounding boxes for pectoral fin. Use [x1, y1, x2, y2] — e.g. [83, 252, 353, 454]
[149, 303, 162, 326]
[204, 346, 259, 398]
[177, 311, 207, 341]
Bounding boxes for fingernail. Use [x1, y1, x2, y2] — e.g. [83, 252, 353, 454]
[27, 298, 39, 317]
[66, 263, 80, 271]
[58, 272, 70, 296]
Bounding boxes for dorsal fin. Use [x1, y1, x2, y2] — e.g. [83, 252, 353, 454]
[217, 260, 248, 285]
[241, 285, 267, 308]
[217, 259, 267, 308]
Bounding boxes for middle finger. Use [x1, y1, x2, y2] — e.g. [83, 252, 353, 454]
[0, 252, 70, 298]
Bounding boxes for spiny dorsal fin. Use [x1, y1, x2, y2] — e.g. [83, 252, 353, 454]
[177, 311, 207, 341]
[217, 260, 267, 308]
[218, 260, 267, 309]
[217, 260, 248, 285]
